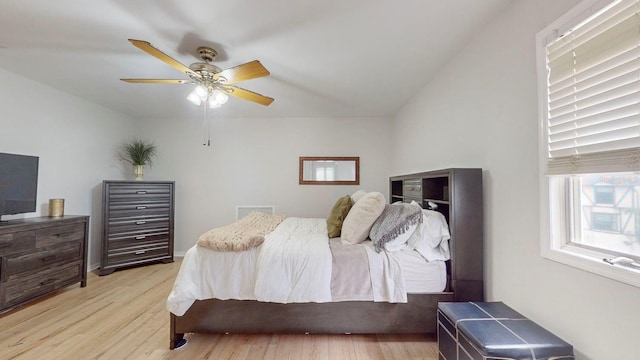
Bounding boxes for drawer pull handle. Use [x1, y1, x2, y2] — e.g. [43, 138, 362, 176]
[0, 243, 11, 249]
[56, 232, 72, 237]
[136, 206, 147, 210]
[40, 279, 56, 286]
[136, 221, 146, 225]
[135, 235, 146, 240]
[41, 255, 57, 262]
[136, 191, 147, 195]
[134, 250, 146, 255]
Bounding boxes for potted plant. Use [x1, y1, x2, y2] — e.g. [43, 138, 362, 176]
[120, 138, 157, 180]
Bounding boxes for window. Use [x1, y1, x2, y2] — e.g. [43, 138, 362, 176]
[594, 185, 615, 204]
[591, 212, 618, 231]
[576, 174, 640, 254]
[537, 0, 640, 287]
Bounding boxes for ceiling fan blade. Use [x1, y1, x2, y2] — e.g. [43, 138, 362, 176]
[215, 60, 270, 84]
[128, 39, 196, 77]
[219, 85, 274, 106]
[120, 79, 193, 84]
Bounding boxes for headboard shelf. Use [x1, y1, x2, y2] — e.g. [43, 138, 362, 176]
[389, 168, 484, 301]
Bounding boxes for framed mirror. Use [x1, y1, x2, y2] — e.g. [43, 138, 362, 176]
[299, 156, 360, 185]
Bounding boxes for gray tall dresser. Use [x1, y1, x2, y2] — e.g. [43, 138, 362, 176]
[100, 180, 174, 276]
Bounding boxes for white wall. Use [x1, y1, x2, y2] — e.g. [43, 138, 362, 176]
[0, 68, 134, 269]
[135, 115, 392, 254]
[390, 1, 638, 359]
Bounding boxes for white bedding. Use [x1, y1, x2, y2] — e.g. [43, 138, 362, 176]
[397, 249, 447, 293]
[363, 241, 407, 302]
[166, 244, 260, 316]
[254, 217, 332, 303]
[166, 217, 444, 316]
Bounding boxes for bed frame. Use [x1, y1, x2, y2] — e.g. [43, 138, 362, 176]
[170, 168, 484, 349]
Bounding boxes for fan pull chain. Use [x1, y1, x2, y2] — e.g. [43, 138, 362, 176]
[207, 109, 212, 147]
[202, 102, 207, 146]
[202, 101, 212, 147]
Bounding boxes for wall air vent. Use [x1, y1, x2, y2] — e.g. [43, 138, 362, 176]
[235, 205, 275, 220]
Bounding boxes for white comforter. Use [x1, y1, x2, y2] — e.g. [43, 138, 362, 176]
[166, 217, 406, 317]
[166, 244, 260, 316]
[254, 217, 332, 303]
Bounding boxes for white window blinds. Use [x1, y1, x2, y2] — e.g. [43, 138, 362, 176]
[545, 0, 640, 175]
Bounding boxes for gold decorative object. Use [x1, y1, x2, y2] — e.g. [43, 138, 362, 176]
[49, 198, 64, 217]
[134, 164, 144, 180]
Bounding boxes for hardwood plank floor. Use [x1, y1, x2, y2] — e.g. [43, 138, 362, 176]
[0, 259, 439, 359]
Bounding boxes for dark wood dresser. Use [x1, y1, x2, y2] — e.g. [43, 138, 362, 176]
[100, 180, 174, 276]
[0, 215, 89, 314]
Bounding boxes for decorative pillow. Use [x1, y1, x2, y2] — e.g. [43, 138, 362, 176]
[340, 192, 386, 245]
[407, 208, 451, 261]
[326, 195, 353, 238]
[370, 203, 422, 252]
[350, 190, 368, 204]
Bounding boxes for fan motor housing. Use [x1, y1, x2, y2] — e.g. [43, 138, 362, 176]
[189, 62, 221, 80]
[197, 46, 217, 62]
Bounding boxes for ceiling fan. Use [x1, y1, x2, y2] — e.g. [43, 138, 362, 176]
[121, 39, 274, 107]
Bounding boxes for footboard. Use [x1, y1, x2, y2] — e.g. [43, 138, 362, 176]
[170, 293, 452, 349]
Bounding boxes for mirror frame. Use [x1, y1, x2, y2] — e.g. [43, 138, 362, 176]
[299, 156, 360, 185]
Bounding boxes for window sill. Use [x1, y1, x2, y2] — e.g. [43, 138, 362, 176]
[541, 244, 640, 289]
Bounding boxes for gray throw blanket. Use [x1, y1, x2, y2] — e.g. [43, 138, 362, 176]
[369, 203, 423, 252]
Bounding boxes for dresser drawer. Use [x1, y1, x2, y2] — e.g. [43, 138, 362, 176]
[1, 241, 82, 281]
[107, 212, 170, 225]
[107, 231, 169, 250]
[108, 199, 171, 214]
[107, 218, 170, 237]
[35, 223, 86, 248]
[0, 260, 83, 309]
[0, 231, 35, 256]
[107, 238, 169, 255]
[108, 184, 172, 200]
[106, 242, 170, 267]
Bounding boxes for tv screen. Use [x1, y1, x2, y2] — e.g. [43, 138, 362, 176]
[0, 152, 39, 217]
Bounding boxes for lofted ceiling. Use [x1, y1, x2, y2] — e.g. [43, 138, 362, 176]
[0, 0, 512, 120]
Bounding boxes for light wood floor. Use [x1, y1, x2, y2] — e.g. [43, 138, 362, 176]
[0, 259, 439, 359]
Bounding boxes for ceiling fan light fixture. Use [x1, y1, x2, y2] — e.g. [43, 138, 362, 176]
[208, 99, 222, 109]
[213, 90, 228, 104]
[208, 91, 228, 109]
[187, 85, 229, 108]
[187, 89, 203, 106]
[194, 84, 208, 98]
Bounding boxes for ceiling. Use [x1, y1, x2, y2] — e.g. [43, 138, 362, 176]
[0, 0, 512, 120]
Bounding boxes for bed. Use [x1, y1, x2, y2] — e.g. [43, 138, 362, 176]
[167, 169, 484, 349]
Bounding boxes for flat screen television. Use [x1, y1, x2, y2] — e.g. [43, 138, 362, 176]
[0, 152, 39, 222]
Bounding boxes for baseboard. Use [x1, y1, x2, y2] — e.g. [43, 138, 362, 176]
[88, 253, 184, 273]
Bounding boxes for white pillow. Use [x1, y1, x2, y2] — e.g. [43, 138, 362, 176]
[341, 192, 386, 245]
[407, 209, 451, 261]
[350, 190, 368, 204]
[384, 222, 418, 252]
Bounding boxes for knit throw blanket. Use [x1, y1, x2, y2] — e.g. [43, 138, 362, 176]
[369, 203, 423, 252]
[197, 212, 286, 252]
